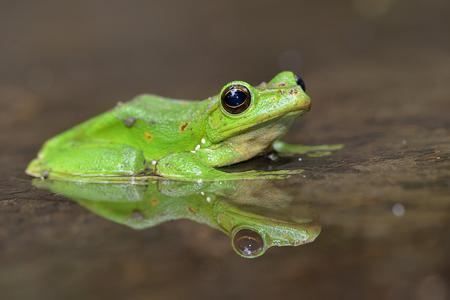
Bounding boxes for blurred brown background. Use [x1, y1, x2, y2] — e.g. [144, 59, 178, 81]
[1, 1, 449, 300]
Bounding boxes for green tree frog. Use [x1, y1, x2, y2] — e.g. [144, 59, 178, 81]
[26, 71, 341, 182]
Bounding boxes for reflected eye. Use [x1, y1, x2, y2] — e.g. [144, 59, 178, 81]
[232, 228, 264, 257]
[221, 85, 251, 114]
[295, 74, 306, 91]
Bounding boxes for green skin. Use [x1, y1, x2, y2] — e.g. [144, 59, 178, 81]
[26, 71, 342, 182]
[33, 178, 321, 258]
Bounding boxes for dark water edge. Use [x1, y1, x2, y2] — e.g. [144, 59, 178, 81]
[1, 1, 450, 299]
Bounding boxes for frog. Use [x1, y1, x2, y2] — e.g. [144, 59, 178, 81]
[33, 178, 321, 258]
[26, 71, 342, 182]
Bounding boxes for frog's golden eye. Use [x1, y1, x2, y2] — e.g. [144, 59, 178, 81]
[232, 228, 264, 257]
[221, 85, 251, 114]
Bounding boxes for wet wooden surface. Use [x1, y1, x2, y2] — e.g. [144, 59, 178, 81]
[1, 1, 449, 299]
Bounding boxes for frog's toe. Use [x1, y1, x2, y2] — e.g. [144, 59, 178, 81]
[25, 158, 47, 178]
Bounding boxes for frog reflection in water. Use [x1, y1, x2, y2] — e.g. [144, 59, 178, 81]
[34, 179, 321, 258]
[26, 71, 342, 182]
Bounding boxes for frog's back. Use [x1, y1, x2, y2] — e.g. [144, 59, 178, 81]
[115, 94, 204, 124]
[108, 94, 207, 158]
[51, 94, 206, 158]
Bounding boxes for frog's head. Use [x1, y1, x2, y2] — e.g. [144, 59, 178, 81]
[206, 71, 311, 144]
[214, 200, 321, 258]
[229, 224, 320, 258]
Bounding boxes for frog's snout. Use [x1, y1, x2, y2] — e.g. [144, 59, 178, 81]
[303, 96, 312, 111]
[296, 93, 311, 112]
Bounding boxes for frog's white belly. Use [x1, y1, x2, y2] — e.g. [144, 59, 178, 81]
[225, 119, 291, 163]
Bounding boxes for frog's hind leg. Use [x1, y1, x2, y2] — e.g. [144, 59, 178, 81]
[26, 141, 150, 182]
[272, 140, 343, 158]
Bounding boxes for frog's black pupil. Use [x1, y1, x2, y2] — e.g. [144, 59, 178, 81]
[221, 85, 251, 114]
[296, 75, 306, 91]
[233, 229, 264, 257]
[225, 89, 246, 107]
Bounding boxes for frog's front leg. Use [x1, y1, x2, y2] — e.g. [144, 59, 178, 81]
[156, 152, 302, 181]
[272, 140, 343, 157]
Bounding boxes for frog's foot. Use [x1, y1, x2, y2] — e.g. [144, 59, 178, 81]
[272, 140, 343, 158]
[157, 153, 302, 181]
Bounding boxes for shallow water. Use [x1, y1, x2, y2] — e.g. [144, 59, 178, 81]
[1, 0, 450, 299]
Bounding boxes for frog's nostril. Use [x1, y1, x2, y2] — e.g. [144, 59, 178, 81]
[295, 74, 306, 91]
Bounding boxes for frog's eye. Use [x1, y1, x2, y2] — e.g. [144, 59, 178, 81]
[295, 74, 306, 91]
[232, 228, 264, 257]
[221, 84, 251, 114]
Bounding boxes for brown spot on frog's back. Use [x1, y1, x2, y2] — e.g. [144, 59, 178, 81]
[150, 198, 159, 207]
[187, 206, 197, 214]
[180, 122, 188, 132]
[144, 131, 153, 141]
